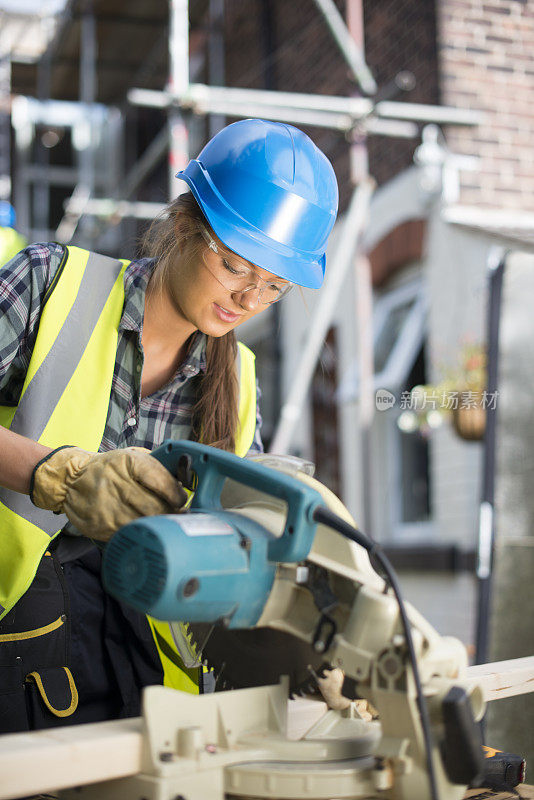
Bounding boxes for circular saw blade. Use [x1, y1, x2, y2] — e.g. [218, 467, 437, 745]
[190, 623, 328, 694]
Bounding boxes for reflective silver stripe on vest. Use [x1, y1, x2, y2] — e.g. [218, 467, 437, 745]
[10, 250, 124, 440]
[0, 250, 124, 535]
[0, 486, 67, 536]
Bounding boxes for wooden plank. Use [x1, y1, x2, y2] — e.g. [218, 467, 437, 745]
[463, 786, 534, 800]
[0, 717, 142, 800]
[0, 698, 328, 800]
[465, 655, 534, 701]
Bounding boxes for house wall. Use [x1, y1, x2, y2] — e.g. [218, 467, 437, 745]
[425, 215, 490, 549]
[485, 249, 534, 766]
[223, 0, 353, 208]
[437, 0, 534, 210]
[222, 0, 441, 202]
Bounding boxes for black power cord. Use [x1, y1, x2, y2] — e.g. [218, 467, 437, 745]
[312, 505, 440, 800]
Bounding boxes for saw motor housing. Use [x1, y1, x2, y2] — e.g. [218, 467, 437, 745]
[103, 511, 278, 627]
[103, 441, 325, 627]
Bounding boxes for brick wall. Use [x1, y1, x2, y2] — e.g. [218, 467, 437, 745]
[438, 0, 534, 210]
[223, 0, 269, 91]
[363, 0, 440, 186]
[223, 0, 353, 209]
[222, 1, 534, 211]
[270, 0, 354, 209]
[222, 1, 440, 198]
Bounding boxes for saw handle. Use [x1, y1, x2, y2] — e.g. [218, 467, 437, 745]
[151, 440, 322, 563]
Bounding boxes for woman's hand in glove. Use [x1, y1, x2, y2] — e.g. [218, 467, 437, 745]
[30, 446, 187, 541]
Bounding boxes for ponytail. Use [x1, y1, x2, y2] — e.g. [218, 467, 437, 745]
[193, 334, 239, 451]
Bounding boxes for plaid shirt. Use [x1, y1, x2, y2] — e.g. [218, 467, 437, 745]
[0, 243, 263, 456]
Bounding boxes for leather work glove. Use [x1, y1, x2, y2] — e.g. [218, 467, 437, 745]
[31, 446, 187, 541]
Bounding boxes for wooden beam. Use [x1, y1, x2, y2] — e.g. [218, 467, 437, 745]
[0, 716, 142, 800]
[465, 655, 534, 702]
[0, 697, 328, 800]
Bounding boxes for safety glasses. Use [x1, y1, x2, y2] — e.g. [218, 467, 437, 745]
[197, 223, 293, 305]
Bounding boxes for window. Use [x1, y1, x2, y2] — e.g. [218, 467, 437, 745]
[338, 277, 432, 540]
[339, 279, 427, 402]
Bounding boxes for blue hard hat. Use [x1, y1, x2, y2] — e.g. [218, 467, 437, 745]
[176, 119, 338, 289]
[0, 201, 16, 228]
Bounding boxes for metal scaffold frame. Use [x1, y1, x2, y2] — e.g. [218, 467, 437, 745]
[5, 0, 483, 512]
[127, 0, 482, 481]
[16, 0, 481, 238]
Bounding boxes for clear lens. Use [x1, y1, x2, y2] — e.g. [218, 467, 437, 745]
[198, 223, 293, 304]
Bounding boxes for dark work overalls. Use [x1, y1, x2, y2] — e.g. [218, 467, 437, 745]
[0, 534, 163, 733]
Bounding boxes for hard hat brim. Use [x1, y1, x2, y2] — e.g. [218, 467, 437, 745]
[176, 167, 326, 289]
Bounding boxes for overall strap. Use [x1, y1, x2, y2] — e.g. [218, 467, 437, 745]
[9, 248, 126, 441]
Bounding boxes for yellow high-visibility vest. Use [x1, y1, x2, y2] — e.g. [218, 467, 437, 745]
[0, 226, 27, 267]
[0, 246, 257, 693]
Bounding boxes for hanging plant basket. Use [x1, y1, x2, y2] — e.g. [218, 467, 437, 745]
[451, 391, 486, 442]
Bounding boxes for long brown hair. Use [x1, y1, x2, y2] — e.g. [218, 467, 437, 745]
[141, 192, 240, 452]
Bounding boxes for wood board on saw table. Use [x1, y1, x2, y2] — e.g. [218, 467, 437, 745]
[464, 787, 534, 799]
[22, 784, 534, 800]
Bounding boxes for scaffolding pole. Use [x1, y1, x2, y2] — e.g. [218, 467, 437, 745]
[129, 83, 484, 131]
[0, 56, 10, 201]
[269, 179, 374, 455]
[62, 197, 165, 220]
[168, 0, 189, 199]
[76, 0, 97, 244]
[121, 126, 169, 201]
[208, 0, 226, 138]
[347, 0, 375, 536]
[312, 0, 376, 95]
[33, 34, 53, 239]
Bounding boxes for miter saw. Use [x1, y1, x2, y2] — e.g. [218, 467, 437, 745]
[71, 440, 488, 800]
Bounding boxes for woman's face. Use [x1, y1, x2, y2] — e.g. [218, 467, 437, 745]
[167, 237, 290, 337]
